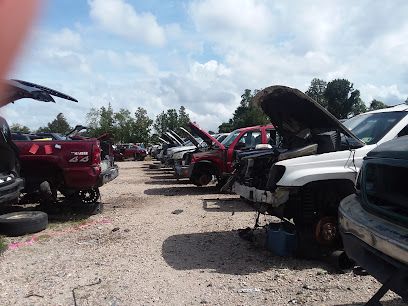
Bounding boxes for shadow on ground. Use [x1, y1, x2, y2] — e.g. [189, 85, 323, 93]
[144, 186, 218, 196]
[202, 197, 255, 213]
[145, 179, 189, 185]
[162, 229, 329, 275]
[148, 175, 177, 180]
[335, 298, 407, 306]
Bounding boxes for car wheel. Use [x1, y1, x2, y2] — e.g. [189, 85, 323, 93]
[0, 211, 48, 236]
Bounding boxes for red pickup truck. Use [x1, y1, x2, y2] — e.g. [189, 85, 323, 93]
[178, 123, 275, 186]
[14, 133, 118, 205]
[3, 80, 118, 209]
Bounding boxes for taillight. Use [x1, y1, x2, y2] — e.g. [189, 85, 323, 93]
[92, 143, 101, 165]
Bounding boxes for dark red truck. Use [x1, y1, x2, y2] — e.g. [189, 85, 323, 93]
[177, 123, 275, 186]
[114, 143, 147, 161]
[14, 133, 118, 206]
[2, 80, 118, 209]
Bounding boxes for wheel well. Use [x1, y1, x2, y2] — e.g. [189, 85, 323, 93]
[192, 161, 218, 176]
[290, 179, 355, 225]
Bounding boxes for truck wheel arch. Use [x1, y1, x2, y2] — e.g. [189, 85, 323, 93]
[191, 160, 218, 186]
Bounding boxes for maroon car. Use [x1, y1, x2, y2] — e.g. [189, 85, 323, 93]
[114, 144, 147, 161]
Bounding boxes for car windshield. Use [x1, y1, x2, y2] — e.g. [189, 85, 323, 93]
[221, 130, 240, 148]
[343, 111, 406, 145]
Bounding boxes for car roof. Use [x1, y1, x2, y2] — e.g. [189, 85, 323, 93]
[236, 124, 274, 132]
[364, 103, 408, 114]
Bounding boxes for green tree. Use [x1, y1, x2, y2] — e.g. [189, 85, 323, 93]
[177, 106, 190, 132]
[133, 107, 153, 145]
[153, 108, 182, 134]
[305, 78, 327, 107]
[351, 98, 367, 116]
[218, 89, 269, 132]
[10, 123, 30, 134]
[324, 79, 361, 119]
[218, 120, 234, 133]
[166, 109, 179, 131]
[153, 111, 168, 135]
[369, 99, 387, 111]
[114, 108, 134, 143]
[99, 103, 115, 134]
[38, 113, 71, 134]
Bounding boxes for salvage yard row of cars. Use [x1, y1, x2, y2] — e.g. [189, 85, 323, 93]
[0, 79, 406, 303]
[153, 85, 407, 304]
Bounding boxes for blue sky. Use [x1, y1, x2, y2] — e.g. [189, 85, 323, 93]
[3, 0, 408, 131]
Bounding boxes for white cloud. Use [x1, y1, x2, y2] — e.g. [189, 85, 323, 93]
[88, 0, 166, 46]
[49, 28, 82, 50]
[360, 84, 407, 105]
[9, 0, 408, 133]
[190, 0, 272, 41]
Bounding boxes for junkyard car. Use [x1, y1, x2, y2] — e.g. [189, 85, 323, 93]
[181, 123, 275, 186]
[114, 143, 147, 161]
[339, 136, 408, 304]
[4, 80, 118, 209]
[0, 79, 82, 205]
[231, 85, 408, 255]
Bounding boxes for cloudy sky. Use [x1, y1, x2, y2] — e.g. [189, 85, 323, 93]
[3, 0, 408, 131]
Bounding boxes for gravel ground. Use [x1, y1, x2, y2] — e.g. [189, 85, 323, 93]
[0, 161, 405, 306]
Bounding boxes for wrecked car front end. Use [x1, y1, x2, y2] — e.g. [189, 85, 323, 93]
[339, 136, 408, 303]
[230, 85, 368, 254]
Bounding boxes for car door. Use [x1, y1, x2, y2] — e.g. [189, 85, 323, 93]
[226, 129, 261, 173]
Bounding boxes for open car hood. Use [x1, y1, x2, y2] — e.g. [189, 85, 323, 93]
[180, 127, 199, 147]
[169, 130, 184, 144]
[161, 133, 178, 145]
[188, 122, 225, 149]
[158, 137, 169, 144]
[165, 132, 182, 146]
[0, 79, 78, 106]
[253, 85, 364, 147]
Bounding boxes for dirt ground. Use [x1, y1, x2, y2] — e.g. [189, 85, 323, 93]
[0, 161, 405, 306]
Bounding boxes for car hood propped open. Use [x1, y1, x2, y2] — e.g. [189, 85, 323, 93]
[188, 122, 225, 149]
[252, 85, 364, 147]
[180, 127, 199, 147]
[0, 79, 78, 106]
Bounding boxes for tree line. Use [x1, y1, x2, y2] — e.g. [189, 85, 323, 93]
[9, 78, 406, 141]
[218, 78, 401, 133]
[10, 105, 191, 145]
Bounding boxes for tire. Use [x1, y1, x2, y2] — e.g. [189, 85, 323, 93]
[0, 211, 48, 236]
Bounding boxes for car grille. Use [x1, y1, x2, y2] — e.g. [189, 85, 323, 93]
[362, 161, 408, 228]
